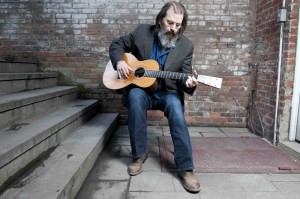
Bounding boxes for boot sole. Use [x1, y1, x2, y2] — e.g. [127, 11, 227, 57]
[177, 173, 201, 193]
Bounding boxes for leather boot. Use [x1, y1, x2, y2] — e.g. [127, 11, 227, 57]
[127, 153, 148, 176]
[177, 171, 201, 193]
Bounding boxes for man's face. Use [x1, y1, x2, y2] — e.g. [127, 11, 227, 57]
[158, 7, 183, 48]
[160, 7, 183, 38]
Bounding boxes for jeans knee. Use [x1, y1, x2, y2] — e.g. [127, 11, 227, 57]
[124, 88, 150, 108]
[165, 97, 183, 111]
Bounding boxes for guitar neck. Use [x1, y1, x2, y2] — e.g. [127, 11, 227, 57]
[143, 70, 222, 89]
[144, 70, 188, 80]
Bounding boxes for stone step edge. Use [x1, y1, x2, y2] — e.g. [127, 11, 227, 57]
[1, 113, 119, 199]
[0, 99, 99, 169]
[0, 86, 78, 113]
[0, 72, 58, 81]
[0, 57, 38, 64]
[0, 100, 99, 192]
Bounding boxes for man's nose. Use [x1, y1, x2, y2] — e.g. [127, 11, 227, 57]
[170, 24, 176, 32]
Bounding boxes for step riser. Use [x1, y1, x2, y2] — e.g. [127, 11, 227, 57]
[0, 63, 37, 73]
[0, 92, 78, 129]
[0, 78, 58, 94]
[0, 87, 78, 113]
[0, 106, 98, 191]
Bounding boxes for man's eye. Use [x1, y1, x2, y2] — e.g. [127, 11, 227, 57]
[166, 19, 181, 27]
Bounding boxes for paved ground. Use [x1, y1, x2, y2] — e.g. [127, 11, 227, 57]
[76, 126, 300, 199]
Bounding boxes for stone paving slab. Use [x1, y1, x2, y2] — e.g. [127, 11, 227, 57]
[200, 132, 227, 137]
[76, 181, 128, 199]
[198, 127, 223, 134]
[119, 145, 160, 157]
[272, 181, 300, 199]
[94, 150, 131, 181]
[262, 173, 300, 182]
[220, 127, 257, 137]
[77, 125, 300, 199]
[143, 157, 162, 172]
[198, 192, 287, 199]
[193, 173, 243, 192]
[220, 127, 252, 133]
[129, 172, 175, 192]
[231, 174, 279, 192]
[127, 192, 200, 199]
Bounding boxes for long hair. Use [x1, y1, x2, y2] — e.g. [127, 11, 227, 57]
[155, 1, 188, 36]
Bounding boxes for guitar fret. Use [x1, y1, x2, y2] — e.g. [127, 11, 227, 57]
[144, 70, 222, 88]
[144, 70, 191, 80]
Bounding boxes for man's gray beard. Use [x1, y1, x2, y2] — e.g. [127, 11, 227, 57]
[158, 29, 179, 48]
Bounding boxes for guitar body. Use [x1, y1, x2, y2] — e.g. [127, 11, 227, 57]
[103, 53, 159, 93]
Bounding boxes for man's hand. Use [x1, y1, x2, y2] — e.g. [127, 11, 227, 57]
[116, 60, 131, 79]
[185, 70, 198, 88]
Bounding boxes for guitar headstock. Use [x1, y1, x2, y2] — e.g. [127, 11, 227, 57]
[197, 75, 222, 88]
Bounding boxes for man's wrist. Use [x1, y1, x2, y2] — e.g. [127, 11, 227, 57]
[117, 60, 125, 65]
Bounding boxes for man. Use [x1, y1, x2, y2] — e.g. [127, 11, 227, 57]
[109, 1, 200, 193]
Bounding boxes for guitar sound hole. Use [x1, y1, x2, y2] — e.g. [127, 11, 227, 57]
[135, 67, 145, 78]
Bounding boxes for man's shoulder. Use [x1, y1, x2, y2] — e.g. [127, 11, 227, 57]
[178, 34, 193, 48]
[134, 24, 156, 32]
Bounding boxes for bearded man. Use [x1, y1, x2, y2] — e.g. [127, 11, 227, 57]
[109, 1, 200, 193]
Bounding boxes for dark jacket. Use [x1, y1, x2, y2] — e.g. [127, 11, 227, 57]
[109, 24, 196, 97]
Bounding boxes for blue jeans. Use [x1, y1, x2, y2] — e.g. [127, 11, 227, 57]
[122, 88, 194, 171]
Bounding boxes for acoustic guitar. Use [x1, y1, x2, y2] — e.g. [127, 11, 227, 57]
[103, 53, 222, 93]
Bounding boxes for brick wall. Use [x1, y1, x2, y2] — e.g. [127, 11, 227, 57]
[0, 0, 256, 127]
[279, 0, 299, 140]
[250, 0, 299, 142]
[249, 0, 282, 141]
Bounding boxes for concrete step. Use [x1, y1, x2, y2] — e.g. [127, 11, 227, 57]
[0, 113, 119, 199]
[0, 86, 78, 129]
[0, 72, 58, 94]
[0, 57, 38, 73]
[0, 99, 100, 191]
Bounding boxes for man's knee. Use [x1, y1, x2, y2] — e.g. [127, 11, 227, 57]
[128, 88, 147, 99]
[164, 94, 183, 110]
[164, 102, 184, 119]
[125, 88, 149, 108]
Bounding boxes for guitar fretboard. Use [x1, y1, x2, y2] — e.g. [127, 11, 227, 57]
[144, 70, 192, 80]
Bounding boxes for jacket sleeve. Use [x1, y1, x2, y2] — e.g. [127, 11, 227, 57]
[179, 43, 197, 95]
[109, 29, 136, 70]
